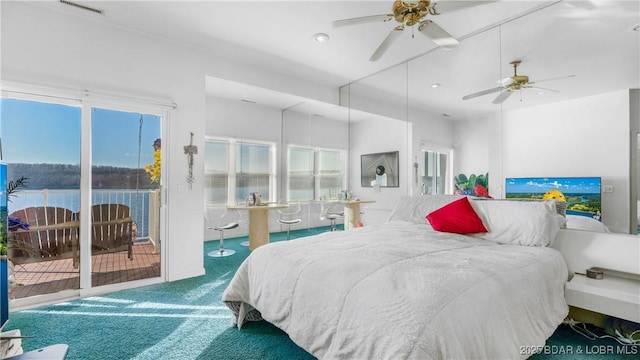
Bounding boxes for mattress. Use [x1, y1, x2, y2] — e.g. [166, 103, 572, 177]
[222, 220, 569, 359]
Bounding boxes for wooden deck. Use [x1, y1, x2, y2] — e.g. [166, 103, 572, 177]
[11, 242, 160, 299]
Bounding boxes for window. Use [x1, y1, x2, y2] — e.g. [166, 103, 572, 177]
[204, 137, 276, 205]
[422, 148, 453, 195]
[288, 146, 344, 201]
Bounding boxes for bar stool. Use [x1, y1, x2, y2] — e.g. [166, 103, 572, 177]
[277, 201, 302, 240]
[320, 197, 343, 231]
[208, 222, 239, 257]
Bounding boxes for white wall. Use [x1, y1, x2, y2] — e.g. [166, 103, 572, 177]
[349, 115, 410, 211]
[2, 1, 338, 282]
[456, 90, 633, 233]
[453, 117, 490, 180]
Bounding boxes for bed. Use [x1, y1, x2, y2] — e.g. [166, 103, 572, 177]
[222, 195, 570, 359]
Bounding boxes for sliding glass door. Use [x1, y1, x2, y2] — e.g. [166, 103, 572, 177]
[90, 107, 162, 287]
[1, 96, 82, 298]
[1, 90, 166, 303]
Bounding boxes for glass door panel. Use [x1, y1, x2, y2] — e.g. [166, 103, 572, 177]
[0, 97, 82, 298]
[90, 107, 161, 287]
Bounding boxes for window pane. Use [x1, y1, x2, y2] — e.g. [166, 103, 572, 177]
[290, 147, 314, 175]
[91, 107, 162, 287]
[1, 97, 82, 297]
[237, 174, 270, 201]
[204, 174, 228, 204]
[288, 147, 314, 201]
[318, 150, 341, 174]
[204, 140, 229, 204]
[204, 141, 228, 172]
[318, 176, 342, 199]
[318, 150, 342, 198]
[237, 143, 270, 174]
[424, 151, 448, 195]
[236, 143, 271, 201]
[289, 175, 314, 201]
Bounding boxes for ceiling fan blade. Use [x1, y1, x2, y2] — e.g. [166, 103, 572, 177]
[369, 29, 403, 62]
[434, 1, 498, 14]
[525, 85, 560, 93]
[332, 14, 392, 27]
[529, 74, 576, 84]
[418, 20, 459, 49]
[462, 87, 504, 101]
[492, 90, 513, 104]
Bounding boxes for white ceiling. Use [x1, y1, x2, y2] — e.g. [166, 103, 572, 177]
[43, 0, 640, 120]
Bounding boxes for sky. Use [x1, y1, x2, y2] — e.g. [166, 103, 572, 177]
[0, 98, 161, 168]
[505, 177, 601, 194]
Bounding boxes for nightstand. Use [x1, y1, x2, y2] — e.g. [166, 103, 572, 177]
[565, 272, 640, 323]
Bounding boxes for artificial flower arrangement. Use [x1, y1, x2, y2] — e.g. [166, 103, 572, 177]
[144, 138, 161, 183]
[454, 172, 490, 198]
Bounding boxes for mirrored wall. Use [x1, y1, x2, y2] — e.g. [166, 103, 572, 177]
[339, 1, 639, 234]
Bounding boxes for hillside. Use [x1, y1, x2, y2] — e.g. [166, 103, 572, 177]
[7, 163, 159, 190]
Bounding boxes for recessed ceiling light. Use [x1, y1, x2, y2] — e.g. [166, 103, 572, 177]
[632, 24, 640, 32]
[431, 83, 441, 88]
[314, 33, 330, 42]
[441, 113, 451, 118]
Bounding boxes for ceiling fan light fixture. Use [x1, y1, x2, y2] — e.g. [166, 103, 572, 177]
[313, 33, 330, 42]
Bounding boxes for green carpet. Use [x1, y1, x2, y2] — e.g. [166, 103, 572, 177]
[5, 226, 638, 359]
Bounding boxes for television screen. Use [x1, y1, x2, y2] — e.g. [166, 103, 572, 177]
[505, 177, 602, 220]
[1, 259, 8, 331]
[1, 163, 8, 331]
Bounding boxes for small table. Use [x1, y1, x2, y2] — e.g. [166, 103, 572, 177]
[339, 200, 375, 229]
[227, 204, 287, 250]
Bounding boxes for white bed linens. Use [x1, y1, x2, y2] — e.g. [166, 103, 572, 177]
[222, 221, 569, 359]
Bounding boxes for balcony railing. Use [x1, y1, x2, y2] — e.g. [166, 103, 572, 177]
[8, 189, 159, 241]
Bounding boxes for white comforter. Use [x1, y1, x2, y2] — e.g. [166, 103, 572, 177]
[222, 221, 569, 360]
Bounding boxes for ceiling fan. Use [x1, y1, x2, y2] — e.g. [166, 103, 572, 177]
[462, 60, 576, 104]
[333, 0, 466, 62]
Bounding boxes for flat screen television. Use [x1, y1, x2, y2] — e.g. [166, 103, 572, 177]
[505, 176, 602, 220]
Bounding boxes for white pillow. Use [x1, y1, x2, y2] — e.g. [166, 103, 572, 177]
[388, 195, 466, 224]
[565, 215, 610, 233]
[469, 199, 564, 247]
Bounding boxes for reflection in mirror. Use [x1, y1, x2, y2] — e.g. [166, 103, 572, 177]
[340, 1, 639, 234]
[341, 19, 502, 209]
[281, 102, 350, 229]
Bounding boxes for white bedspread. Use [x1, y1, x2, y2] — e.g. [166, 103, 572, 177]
[222, 221, 569, 359]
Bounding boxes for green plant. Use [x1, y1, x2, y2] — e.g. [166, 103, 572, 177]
[7, 176, 28, 202]
[1, 176, 29, 256]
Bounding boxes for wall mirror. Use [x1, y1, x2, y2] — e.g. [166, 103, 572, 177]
[340, 1, 638, 234]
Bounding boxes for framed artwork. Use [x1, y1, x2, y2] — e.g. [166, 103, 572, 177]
[361, 151, 399, 187]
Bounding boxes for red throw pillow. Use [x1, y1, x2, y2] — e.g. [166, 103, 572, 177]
[426, 197, 488, 234]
